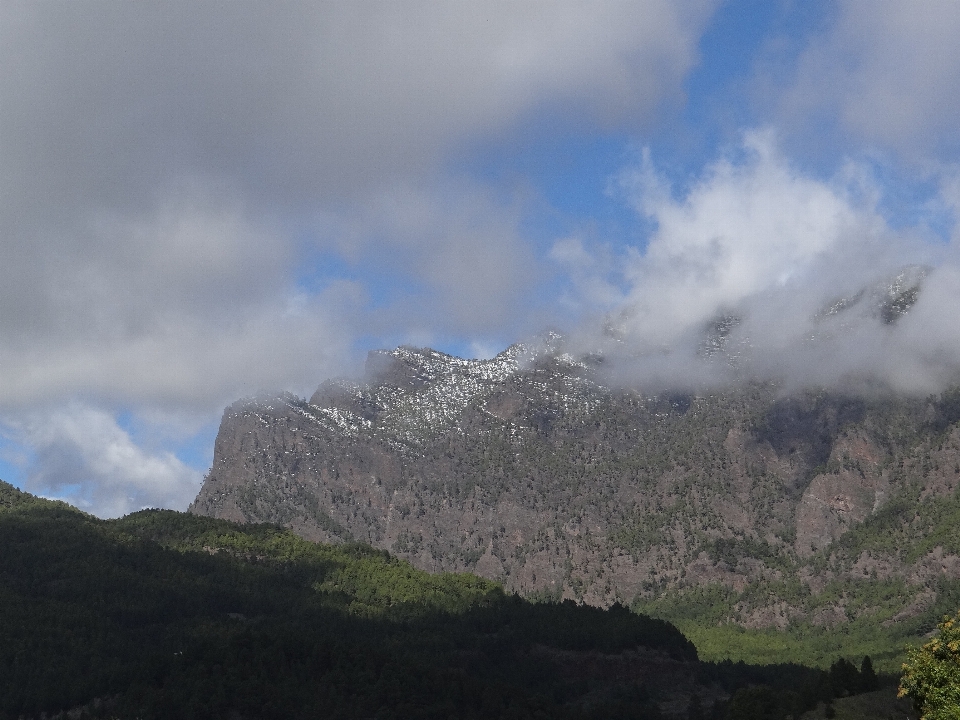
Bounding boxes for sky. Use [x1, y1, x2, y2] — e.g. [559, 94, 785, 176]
[3, 0, 960, 517]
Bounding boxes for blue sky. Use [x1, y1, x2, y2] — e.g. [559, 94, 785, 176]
[2, 1, 960, 516]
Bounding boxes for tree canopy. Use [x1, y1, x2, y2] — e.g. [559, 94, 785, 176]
[900, 609, 960, 720]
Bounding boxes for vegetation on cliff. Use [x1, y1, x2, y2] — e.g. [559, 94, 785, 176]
[633, 478, 960, 671]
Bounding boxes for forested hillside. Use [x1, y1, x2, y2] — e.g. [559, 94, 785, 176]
[0, 480, 900, 719]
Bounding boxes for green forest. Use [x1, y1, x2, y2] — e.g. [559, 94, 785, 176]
[0, 480, 930, 719]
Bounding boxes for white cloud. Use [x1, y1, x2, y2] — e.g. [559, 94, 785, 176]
[549, 236, 626, 313]
[11, 405, 203, 518]
[0, 196, 358, 411]
[938, 168, 960, 243]
[616, 131, 887, 345]
[573, 131, 958, 393]
[0, 0, 716, 410]
[0, 0, 715, 224]
[894, 265, 960, 391]
[325, 182, 538, 335]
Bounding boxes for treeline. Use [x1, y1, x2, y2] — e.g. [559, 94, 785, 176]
[693, 656, 880, 719]
[0, 482, 891, 719]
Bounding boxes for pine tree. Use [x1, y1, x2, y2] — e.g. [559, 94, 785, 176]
[860, 655, 878, 692]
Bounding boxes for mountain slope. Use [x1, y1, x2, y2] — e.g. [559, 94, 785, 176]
[189, 341, 960, 668]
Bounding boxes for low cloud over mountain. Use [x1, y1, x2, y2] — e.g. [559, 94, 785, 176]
[559, 131, 960, 394]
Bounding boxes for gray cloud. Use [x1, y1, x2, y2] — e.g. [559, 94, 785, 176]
[1, 0, 714, 222]
[777, 0, 960, 161]
[1, 0, 714, 407]
[0, 1, 715, 514]
[322, 182, 537, 337]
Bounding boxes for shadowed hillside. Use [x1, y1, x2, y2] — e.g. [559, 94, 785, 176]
[2, 480, 910, 719]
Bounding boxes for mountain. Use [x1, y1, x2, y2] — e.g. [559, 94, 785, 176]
[189, 330, 960, 669]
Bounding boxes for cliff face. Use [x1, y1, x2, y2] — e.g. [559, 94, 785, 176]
[190, 341, 960, 627]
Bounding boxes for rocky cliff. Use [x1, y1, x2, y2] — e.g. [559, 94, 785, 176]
[190, 335, 960, 633]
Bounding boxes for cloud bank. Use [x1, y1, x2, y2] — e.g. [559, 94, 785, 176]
[0, 1, 716, 515]
[9, 406, 201, 518]
[0, 0, 714, 406]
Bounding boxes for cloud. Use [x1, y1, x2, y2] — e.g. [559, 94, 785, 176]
[0, 2, 719, 514]
[0, 194, 359, 410]
[616, 131, 885, 347]
[567, 130, 958, 393]
[11, 405, 202, 518]
[0, 0, 715, 222]
[322, 182, 538, 337]
[0, 0, 716, 410]
[550, 236, 626, 313]
[778, 0, 960, 162]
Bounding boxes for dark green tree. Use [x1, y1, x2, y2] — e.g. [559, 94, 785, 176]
[686, 693, 705, 720]
[860, 655, 878, 692]
[724, 685, 780, 720]
[828, 657, 860, 697]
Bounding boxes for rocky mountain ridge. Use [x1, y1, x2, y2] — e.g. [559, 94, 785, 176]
[190, 329, 960, 649]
